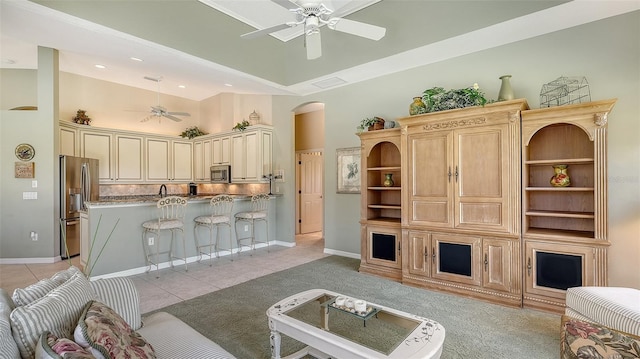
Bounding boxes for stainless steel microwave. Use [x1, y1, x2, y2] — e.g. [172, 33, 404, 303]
[210, 165, 231, 183]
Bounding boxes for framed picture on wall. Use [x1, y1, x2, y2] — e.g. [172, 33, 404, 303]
[336, 147, 361, 194]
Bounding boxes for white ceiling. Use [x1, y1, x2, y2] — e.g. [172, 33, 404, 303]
[1, 0, 638, 101]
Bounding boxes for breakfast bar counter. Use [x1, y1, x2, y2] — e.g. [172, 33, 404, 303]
[83, 194, 277, 277]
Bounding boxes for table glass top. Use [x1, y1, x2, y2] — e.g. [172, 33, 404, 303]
[282, 293, 421, 355]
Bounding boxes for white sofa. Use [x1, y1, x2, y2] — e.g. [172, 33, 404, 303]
[565, 286, 640, 336]
[0, 266, 236, 359]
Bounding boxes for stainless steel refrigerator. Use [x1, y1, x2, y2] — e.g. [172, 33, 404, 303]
[60, 155, 99, 258]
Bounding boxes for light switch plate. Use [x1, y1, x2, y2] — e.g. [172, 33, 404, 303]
[31, 180, 38, 188]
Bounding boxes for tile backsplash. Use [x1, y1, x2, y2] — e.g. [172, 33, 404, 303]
[99, 183, 269, 197]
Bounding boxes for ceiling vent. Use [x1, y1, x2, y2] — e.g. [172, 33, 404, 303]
[312, 77, 347, 89]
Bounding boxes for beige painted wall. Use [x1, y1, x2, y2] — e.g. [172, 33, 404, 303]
[295, 110, 324, 151]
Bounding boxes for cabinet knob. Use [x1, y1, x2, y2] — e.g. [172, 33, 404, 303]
[432, 247, 436, 263]
[455, 166, 459, 182]
[527, 257, 532, 276]
[448, 167, 452, 182]
[484, 253, 488, 271]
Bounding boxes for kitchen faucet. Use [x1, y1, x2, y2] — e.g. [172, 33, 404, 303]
[159, 184, 167, 198]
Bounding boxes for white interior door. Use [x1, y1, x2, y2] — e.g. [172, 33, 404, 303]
[299, 152, 323, 234]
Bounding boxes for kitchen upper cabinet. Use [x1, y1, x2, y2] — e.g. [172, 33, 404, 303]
[193, 139, 212, 181]
[81, 130, 113, 182]
[145, 138, 192, 182]
[59, 124, 78, 157]
[172, 140, 193, 181]
[115, 134, 143, 182]
[231, 126, 272, 183]
[212, 135, 230, 165]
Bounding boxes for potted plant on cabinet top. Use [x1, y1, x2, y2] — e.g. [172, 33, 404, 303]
[422, 83, 489, 113]
[357, 117, 385, 133]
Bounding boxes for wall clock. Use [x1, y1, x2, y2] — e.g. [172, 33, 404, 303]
[15, 143, 35, 161]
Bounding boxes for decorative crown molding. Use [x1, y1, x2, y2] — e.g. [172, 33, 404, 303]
[423, 118, 486, 131]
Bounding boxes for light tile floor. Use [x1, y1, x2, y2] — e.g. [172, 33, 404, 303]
[0, 232, 326, 314]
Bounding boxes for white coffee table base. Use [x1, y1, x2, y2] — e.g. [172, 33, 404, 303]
[267, 289, 445, 359]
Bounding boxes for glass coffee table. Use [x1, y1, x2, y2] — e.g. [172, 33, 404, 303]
[266, 289, 445, 359]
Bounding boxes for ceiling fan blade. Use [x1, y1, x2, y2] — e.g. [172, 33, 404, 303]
[241, 23, 294, 39]
[306, 30, 322, 60]
[163, 114, 183, 122]
[167, 111, 191, 117]
[328, 17, 386, 40]
[272, 0, 299, 10]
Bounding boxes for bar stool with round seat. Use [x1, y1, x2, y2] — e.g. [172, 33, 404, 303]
[142, 196, 188, 276]
[193, 194, 234, 265]
[234, 193, 270, 256]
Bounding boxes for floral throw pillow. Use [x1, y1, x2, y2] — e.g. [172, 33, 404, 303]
[561, 315, 640, 359]
[35, 331, 95, 359]
[74, 301, 155, 359]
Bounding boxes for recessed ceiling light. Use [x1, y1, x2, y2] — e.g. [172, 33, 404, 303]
[224, 83, 233, 87]
[178, 85, 186, 89]
[130, 57, 143, 62]
[94, 64, 106, 69]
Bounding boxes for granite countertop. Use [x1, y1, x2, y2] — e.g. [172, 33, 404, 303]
[88, 194, 255, 206]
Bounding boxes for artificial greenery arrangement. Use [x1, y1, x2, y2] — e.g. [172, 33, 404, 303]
[357, 117, 385, 133]
[422, 83, 489, 113]
[73, 109, 91, 125]
[180, 126, 207, 139]
[232, 119, 251, 132]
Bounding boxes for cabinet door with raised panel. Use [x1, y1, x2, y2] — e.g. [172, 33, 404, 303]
[146, 138, 170, 181]
[407, 230, 431, 277]
[60, 126, 77, 157]
[407, 131, 453, 227]
[115, 135, 143, 182]
[243, 131, 259, 181]
[81, 131, 113, 182]
[482, 237, 512, 292]
[172, 140, 193, 181]
[193, 141, 204, 180]
[212, 136, 230, 165]
[454, 124, 510, 232]
[231, 134, 245, 181]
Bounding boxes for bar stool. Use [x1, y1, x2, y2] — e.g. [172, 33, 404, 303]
[234, 193, 270, 256]
[194, 195, 234, 265]
[142, 196, 188, 276]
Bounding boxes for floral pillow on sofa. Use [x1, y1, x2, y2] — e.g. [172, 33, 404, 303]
[74, 300, 155, 359]
[35, 331, 95, 359]
[561, 315, 640, 359]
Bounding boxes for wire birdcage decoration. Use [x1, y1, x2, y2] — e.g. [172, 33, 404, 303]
[540, 76, 591, 108]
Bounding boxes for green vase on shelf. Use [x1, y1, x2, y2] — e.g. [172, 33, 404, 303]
[409, 97, 427, 115]
[383, 173, 394, 187]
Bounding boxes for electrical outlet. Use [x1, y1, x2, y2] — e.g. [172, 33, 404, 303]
[244, 225, 249, 231]
[30, 231, 38, 241]
[31, 180, 38, 188]
[148, 237, 154, 246]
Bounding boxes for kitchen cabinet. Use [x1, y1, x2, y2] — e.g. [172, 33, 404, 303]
[115, 134, 143, 182]
[231, 125, 272, 183]
[193, 139, 212, 181]
[212, 135, 230, 165]
[59, 123, 78, 156]
[146, 138, 193, 182]
[81, 130, 113, 182]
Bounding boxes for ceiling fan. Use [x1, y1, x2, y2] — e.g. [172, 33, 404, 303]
[240, 0, 386, 60]
[141, 76, 191, 122]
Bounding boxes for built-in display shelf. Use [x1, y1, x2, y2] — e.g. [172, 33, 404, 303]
[367, 187, 401, 190]
[525, 158, 594, 165]
[526, 210, 594, 219]
[525, 187, 594, 192]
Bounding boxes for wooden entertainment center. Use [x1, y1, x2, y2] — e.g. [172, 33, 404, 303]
[358, 99, 616, 313]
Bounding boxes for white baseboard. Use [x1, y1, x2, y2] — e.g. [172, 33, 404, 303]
[323, 248, 360, 259]
[0, 256, 62, 264]
[91, 241, 283, 280]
